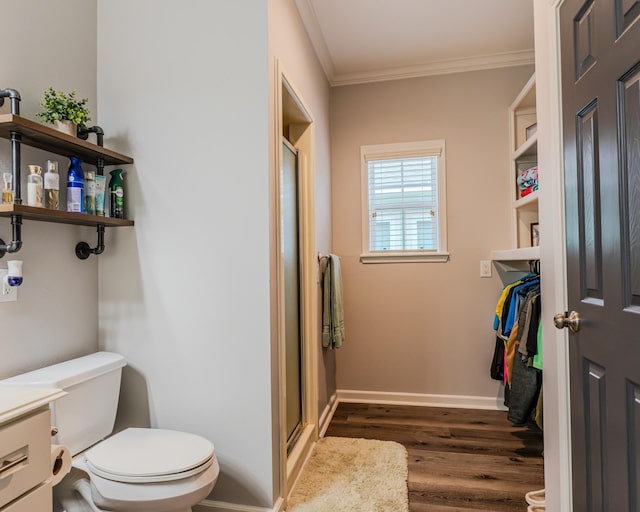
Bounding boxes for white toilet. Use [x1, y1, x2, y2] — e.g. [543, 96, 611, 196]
[0, 352, 219, 512]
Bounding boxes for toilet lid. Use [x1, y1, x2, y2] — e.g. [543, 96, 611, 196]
[84, 428, 215, 483]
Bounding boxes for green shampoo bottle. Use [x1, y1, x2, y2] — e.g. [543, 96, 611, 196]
[109, 169, 125, 219]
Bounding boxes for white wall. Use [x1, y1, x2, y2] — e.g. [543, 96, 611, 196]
[330, 67, 534, 400]
[0, 0, 98, 378]
[97, 1, 274, 508]
[534, 0, 573, 509]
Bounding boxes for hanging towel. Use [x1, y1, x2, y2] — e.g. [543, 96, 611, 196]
[322, 254, 345, 349]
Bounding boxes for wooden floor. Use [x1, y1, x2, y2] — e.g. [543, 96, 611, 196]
[325, 402, 544, 511]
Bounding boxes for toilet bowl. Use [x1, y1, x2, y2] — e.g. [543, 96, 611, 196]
[59, 428, 219, 512]
[0, 352, 219, 512]
[59, 459, 218, 512]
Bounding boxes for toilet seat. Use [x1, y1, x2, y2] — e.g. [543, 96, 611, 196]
[85, 428, 215, 483]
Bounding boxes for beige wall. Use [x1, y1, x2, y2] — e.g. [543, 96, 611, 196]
[331, 66, 534, 399]
[268, 0, 335, 421]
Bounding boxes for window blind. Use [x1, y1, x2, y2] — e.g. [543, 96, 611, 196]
[367, 155, 439, 252]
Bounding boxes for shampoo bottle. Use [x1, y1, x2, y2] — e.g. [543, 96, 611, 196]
[67, 156, 85, 213]
[109, 169, 125, 219]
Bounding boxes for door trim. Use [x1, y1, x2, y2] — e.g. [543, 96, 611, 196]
[273, 58, 319, 502]
[534, 0, 573, 510]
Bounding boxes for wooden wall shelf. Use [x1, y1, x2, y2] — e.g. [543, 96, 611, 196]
[0, 205, 134, 227]
[0, 114, 133, 166]
[0, 96, 134, 258]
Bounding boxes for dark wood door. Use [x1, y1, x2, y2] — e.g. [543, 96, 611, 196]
[560, 0, 640, 510]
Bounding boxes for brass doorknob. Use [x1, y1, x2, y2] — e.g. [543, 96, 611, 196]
[554, 311, 580, 333]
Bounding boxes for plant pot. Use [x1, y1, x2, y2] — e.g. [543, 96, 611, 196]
[53, 120, 77, 137]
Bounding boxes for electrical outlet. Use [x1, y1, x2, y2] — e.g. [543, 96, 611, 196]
[480, 260, 492, 278]
[0, 269, 18, 302]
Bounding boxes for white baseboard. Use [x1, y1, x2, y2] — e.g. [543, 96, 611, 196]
[337, 389, 508, 411]
[197, 497, 284, 512]
[318, 392, 338, 437]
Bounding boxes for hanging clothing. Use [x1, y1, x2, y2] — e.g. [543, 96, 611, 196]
[505, 321, 521, 387]
[517, 289, 541, 357]
[490, 271, 542, 427]
[533, 322, 543, 371]
[490, 337, 505, 381]
[508, 353, 542, 425]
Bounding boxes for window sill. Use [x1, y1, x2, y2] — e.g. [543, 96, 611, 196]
[360, 251, 450, 264]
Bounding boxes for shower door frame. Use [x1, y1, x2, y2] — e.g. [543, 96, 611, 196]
[274, 61, 319, 500]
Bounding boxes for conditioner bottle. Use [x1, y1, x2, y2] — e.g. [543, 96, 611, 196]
[85, 171, 96, 215]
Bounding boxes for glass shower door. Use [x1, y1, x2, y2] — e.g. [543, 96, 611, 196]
[282, 139, 303, 449]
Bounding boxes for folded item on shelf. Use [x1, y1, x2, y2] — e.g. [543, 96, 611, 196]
[517, 166, 538, 191]
[520, 184, 539, 198]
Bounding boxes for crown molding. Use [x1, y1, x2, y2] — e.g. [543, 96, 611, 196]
[294, 0, 336, 81]
[294, 0, 535, 87]
[331, 49, 536, 86]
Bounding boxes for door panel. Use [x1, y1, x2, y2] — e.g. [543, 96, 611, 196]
[619, 67, 640, 306]
[561, 0, 640, 510]
[577, 101, 603, 300]
[584, 360, 606, 511]
[628, 380, 640, 511]
[615, 0, 640, 37]
[574, 0, 597, 80]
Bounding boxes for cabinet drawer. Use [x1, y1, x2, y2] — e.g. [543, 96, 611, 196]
[0, 408, 51, 507]
[1, 481, 51, 512]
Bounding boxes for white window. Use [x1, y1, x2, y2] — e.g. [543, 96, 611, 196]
[360, 140, 448, 263]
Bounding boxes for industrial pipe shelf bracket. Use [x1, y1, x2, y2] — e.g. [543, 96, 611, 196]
[75, 224, 106, 260]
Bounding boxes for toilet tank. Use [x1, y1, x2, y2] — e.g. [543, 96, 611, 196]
[0, 352, 126, 456]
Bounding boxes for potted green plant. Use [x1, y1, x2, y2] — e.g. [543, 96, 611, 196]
[36, 87, 91, 136]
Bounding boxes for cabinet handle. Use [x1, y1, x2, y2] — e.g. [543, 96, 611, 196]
[0, 454, 28, 475]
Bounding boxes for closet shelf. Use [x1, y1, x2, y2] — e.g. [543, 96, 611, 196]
[497, 73, 539, 257]
[513, 191, 539, 210]
[512, 133, 538, 160]
[491, 246, 540, 261]
[0, 205, 134, 227]
[0, 114, 133, 166]
[510, 73, 536, 109]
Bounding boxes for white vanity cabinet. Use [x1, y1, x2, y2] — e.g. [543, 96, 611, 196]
[0, 387, 65, 512]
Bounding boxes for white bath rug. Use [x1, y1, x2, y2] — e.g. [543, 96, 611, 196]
[287, 436, 409, 512]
